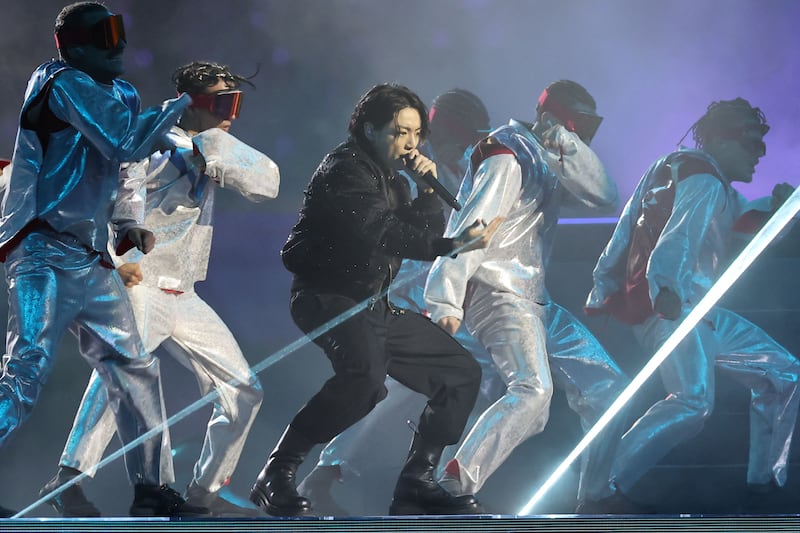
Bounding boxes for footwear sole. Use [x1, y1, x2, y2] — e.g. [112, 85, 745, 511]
[249, 486, 311, 517]
[389, 500, 484, 515]
[39, 488, 101, 518]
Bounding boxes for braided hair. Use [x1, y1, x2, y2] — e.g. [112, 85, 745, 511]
[171, 61, 255, 95]
[690, 98, 768, 150]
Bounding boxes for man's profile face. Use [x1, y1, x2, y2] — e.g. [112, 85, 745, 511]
[711, 123, 766, 183]
[368, 107, 423, 168]
[67, 9, 126, 84]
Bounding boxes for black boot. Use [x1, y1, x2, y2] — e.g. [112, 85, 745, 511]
[39, 467, 101, 517]
[389, 431, 484, 515]
[250, 426, 315, 517]
[129, 484, 209, 517]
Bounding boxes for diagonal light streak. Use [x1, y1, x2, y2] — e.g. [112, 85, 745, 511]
[20, 232, 487, 517]
[518, 186, 800, 515]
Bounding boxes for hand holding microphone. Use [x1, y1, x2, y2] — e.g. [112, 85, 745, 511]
[401, 151, 462, 211]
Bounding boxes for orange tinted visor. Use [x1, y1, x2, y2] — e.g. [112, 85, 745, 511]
[190, 90, 243, 120]
[55, 14, 126, 50]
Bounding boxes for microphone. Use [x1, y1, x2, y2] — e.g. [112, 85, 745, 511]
[402, 158, 462, 211]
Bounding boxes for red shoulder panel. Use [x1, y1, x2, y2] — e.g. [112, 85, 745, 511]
[470, 139, 515, 169]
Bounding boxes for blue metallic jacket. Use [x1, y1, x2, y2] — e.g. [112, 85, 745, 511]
[0, 59, 189, 257]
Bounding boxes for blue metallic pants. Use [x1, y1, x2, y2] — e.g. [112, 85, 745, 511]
[59, 285, 263, 492]
[0, 231, 166, 485]
[614, 307, 800, 491]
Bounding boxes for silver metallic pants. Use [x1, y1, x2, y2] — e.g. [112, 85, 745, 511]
[546, 303, 628, 501]
[0, 231, 166, 485]
[456, 287, 553, 495]
[614, 307, 800, 491]
[313, 293, 625, 501]
[454, 285, 626, 498]
[60, 284, 262, 492]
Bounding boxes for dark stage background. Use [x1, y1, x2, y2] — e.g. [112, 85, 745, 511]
[0, 0, 799, 518]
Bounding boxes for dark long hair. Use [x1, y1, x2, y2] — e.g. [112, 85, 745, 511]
[348, 83, 429, 144]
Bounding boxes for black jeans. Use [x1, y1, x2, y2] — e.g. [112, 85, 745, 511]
[289, 290, 481, 447]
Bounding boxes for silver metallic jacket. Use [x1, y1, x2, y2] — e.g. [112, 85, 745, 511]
[0, 60, 189, 256]
[426, 119, 617, 323]
[114, 127, 280, 292]
[587, 149, 755, 309]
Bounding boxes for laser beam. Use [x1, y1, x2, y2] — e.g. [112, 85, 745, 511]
[518, 186, 800, 515]
[23, 231, 487, 517]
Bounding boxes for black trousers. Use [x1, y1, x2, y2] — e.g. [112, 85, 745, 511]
[289, 290, 481, 447]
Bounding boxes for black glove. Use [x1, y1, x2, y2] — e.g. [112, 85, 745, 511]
[654, 287, 682, 321]
[116, 228, 155, 256]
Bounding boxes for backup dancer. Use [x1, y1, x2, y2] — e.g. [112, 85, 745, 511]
[0, 1, 201, 517]
[41, 61, 279, 517]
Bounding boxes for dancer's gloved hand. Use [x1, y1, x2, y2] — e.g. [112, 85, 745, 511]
[126, 227, 156, 254]
[115, 227, 155, 256]
[654, 287, 682, 321]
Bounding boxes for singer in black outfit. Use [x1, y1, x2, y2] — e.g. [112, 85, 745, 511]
[249, 83, 501, 517]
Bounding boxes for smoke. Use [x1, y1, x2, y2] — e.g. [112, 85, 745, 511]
[1, 0, 797, 213]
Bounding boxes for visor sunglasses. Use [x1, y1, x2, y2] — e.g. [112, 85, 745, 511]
[537, 89, 603, 144]
[189, 91, 243, 120]
[55, 14, 126, 50]
[736, 130, 767, 157]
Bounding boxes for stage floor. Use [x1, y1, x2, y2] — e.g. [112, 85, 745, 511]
[2, 514, 800, 532]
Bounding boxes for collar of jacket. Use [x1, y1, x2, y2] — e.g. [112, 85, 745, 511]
[346, 136, 396, 178]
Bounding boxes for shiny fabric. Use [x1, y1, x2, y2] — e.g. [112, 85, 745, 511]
[59, 126, 274, 492]
[424, 119, 622, 497]
[116, 127, 279, 291]
[388, 169, 498, 398]
[282, 139, 452, 301]
[0, 231, 166, 485]
[426, 120, 616, 322]
[545, 304, 628, 501]
[313, 163, 499, 477]
[457, 286, 552, 494]
[62, 285, 263, 491]
[588, 148, 800, 490]
[312, 301, 626, 501]
[0, 60, 189, 256]
[614, 308, 800, 490]
[587, 149, 740, 309]
[0, 60, 187, 485]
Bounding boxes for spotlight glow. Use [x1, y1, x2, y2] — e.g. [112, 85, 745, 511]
[518, 186, 800, 515]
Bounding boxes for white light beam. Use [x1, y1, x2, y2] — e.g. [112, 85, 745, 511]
[519, 186, 800, 515]
[21, 232, 488, 517]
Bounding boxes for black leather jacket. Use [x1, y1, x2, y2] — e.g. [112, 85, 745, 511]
[282, 138, 455, 300]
